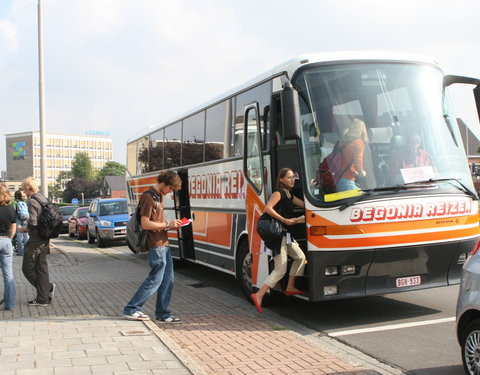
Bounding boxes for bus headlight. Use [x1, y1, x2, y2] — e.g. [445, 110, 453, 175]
[325, 266, 338, 276]
[324, 286, 338, 296]
[342, 265, 356, 275]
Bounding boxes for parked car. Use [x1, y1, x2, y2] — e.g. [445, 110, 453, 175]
[58, 205, 78, 233]
[456, 241, 480, 375]
[68, 206, 89, 240]
[86, 198, 129, 248]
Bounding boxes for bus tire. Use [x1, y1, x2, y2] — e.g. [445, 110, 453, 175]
[236, 240, 282, 306]
[236, 240, 255, 300]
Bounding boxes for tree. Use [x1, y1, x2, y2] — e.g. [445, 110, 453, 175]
[71, 152, 94, 180]
[63, 177, 101, 202]
[97, 161, 127, 180]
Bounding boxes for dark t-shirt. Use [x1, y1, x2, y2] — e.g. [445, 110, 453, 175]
[139, 188, 168, 249]
[0, 205, 16, 236]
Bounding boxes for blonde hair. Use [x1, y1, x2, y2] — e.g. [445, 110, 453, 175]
[0, 183, 12, 206]
[342, 118, 369, 143]
[22, 176, 39, 194]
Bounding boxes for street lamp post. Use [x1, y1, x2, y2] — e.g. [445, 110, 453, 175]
[38, 0, 48, 197]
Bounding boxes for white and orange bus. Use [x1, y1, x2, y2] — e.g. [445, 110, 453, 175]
[126, 51, 480, 302]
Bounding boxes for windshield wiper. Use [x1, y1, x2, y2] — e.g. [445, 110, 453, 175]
[339, 178, 477, 211]
[407, 178, 478, 200]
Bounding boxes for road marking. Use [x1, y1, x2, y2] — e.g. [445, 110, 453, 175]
[328, 317, 455, 337]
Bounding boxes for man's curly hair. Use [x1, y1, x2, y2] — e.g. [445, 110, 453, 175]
[157, 170, 182, 190]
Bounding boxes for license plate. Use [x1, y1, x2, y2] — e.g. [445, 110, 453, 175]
[120, 229, 126, 235]
[396, 275, 421, 288]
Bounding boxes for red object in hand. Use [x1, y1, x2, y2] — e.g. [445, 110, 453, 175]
[180, 217, 192, 226]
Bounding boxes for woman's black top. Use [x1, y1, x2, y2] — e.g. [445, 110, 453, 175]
[259, 188, 294, 255]
[0, 205, 16, 237]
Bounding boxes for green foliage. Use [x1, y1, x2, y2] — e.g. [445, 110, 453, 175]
[63, 177, 101, 202]
[71, 152, 94, 180]
[97, 161, 127, 180]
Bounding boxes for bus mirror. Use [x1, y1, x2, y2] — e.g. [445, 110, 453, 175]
[444, 75, 480, 123]
[474, 85, 480, 123]
[281, 80, 301, 140]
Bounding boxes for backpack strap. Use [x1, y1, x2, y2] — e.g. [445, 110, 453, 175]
[30, 195, 48, 208]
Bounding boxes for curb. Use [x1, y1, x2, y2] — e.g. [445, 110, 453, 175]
[144, 319, 207, 375]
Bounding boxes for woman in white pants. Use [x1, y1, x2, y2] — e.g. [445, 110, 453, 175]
[251, 168, 306, 313]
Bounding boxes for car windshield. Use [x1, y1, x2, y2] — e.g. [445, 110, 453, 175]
[77, 208, 88, 218]
[294, 62, 474, 202]
[59, 206, 77, 216]
[98, 201, 128, 216]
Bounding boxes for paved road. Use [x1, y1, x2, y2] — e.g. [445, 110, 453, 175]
[170, 248, 465, 375]
[0, 235, 402, 375]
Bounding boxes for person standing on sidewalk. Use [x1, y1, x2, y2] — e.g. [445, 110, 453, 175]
[0, 184, 17, 310]
[21, 177, 56, 307]
[123, 170, 182, 323]
[13, 190, 29, 256]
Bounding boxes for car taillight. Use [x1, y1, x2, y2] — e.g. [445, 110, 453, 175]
[470, 240, 480, 256]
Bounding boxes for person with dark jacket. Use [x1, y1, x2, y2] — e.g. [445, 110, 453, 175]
[0, 183, 16, 310]
[251, 168, 306, 313]
[21, 177, 55, 307]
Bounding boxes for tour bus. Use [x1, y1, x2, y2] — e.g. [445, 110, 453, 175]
[126, 51, 480, 302]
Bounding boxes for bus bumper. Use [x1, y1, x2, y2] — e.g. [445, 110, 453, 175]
[307, 237, 479, 302]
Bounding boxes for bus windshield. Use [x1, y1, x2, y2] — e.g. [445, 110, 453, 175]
[294, 63, 474, 201]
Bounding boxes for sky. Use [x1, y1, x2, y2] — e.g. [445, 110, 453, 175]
[1, 0, 480, 172]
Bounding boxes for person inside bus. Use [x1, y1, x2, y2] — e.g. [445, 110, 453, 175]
[391, 132, 433, 170]
[251, 168, 306, 313]
[335, 118, 369, 192]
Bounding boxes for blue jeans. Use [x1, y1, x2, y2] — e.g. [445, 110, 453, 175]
[16, 231, 29, 256]
[123, 246, 174, 319]
[336, 177, 357, 192]
[0, 238, 16, 310]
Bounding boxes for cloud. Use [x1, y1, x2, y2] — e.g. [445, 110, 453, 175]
[0, 20, 18, 56]
[1, 0, 479, 172]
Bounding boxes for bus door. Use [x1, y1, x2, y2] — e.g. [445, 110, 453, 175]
[243, 102, 271, 287]
[174, 169, 195, 260]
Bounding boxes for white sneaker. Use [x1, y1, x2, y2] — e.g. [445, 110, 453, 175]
[123, 311, 150, 321]
[156, 316, 181, 323]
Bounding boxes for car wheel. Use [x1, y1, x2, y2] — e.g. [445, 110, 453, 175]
[461, 318, 480, 375]
[97, 230, 107, 248]
[87, 228, 95, 244]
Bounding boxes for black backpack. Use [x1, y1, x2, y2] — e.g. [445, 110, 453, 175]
[30, 195, 63, 239]
[126, 190, 161, 254]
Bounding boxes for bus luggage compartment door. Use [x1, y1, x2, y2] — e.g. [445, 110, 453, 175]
[365, 242, 460, 295]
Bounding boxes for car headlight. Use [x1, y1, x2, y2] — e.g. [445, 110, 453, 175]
[99, 220, 113, 227]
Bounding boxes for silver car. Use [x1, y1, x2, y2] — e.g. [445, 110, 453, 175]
[456, 241, 480, 375]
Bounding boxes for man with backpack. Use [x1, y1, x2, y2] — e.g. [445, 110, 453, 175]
[21, 177, 56, 307]
[13, 190, 29, 256]
[123, 170, 182, 322]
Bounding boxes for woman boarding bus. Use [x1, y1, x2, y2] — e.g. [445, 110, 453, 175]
[126, 51, 480, 303]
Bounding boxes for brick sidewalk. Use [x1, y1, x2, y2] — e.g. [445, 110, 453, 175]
[0, 237, 403, 375]
[162, 314, 365, 375]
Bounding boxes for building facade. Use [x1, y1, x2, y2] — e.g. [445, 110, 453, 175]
[5, 131, 112, 187]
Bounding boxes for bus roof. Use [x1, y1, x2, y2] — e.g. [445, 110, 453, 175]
[128, 51, 439, 143]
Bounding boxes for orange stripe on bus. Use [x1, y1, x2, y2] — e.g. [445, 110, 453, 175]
[308, 226, 479, 248]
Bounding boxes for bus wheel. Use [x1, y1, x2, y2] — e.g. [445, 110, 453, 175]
[236, 240, 255, 300]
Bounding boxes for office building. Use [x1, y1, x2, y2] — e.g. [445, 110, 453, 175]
[5, 131, 112, 187]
